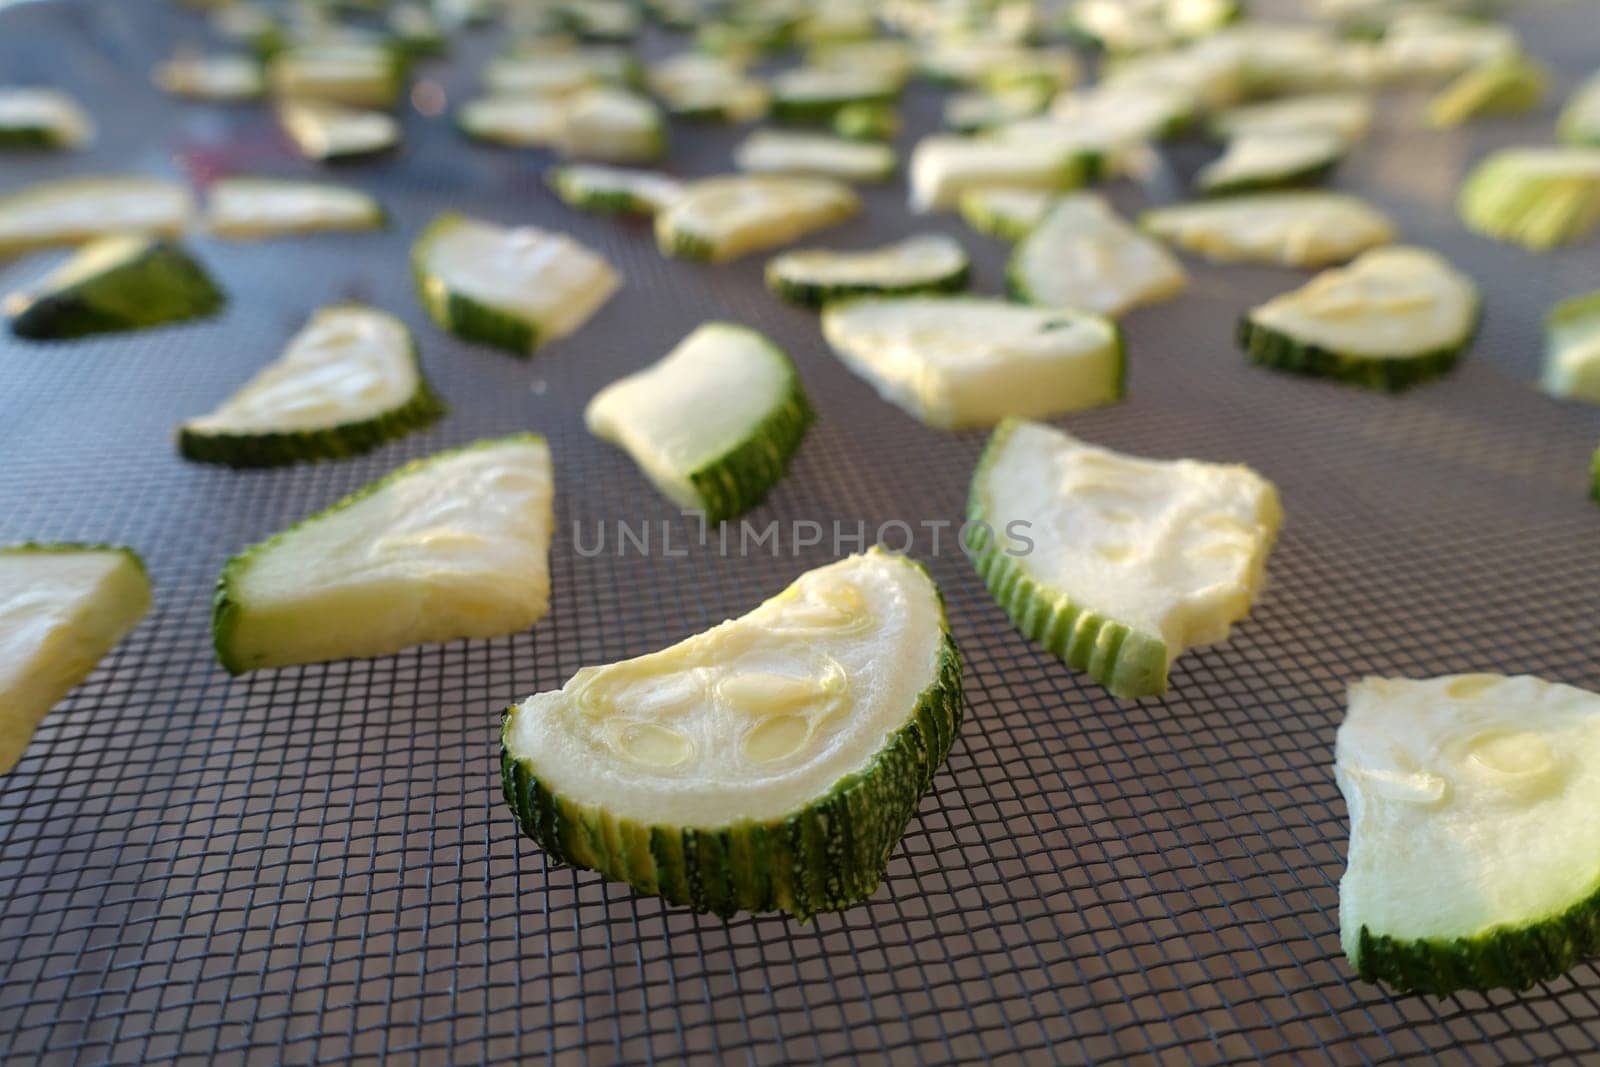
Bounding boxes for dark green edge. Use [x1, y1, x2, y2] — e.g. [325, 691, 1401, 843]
[0, 126, 74, 150]
[966, 417, 1169, 700]
[411, 213, 540, 356]
[8, 238, 224, 340]
[211, 432, 546, 674]
[499, 554, 965, 921]
[1202, 157, 1342, 198]
[765, 258, 971, 309]
[1237, 303, 1479, 392]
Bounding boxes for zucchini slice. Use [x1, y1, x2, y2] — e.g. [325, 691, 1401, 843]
[585, 322, 813, 522]
[655, 175, 859, 263]
[0, 87, 94, 149]
[733, 130, 896, 183]
[499, 546, 963, 920]
[943, 86, 1050, 133]
[0, 545, 151, 776]
[1210, 92, 1373, 143]
[1198, 130, 1347, 196]
[769, 67, 898, 123]
[558, 87, 666, 164]
[1540, 291, 1600, 405]
[267, 42, 403, 108]
[831, 101, 900, 142]
[1048, 82, 1195, 145]
[1376, 13, 1520, 83]
[646, 52, 769, 123]
[411, 212, 620, 355]
[279, 100, 399, 161]
[909, 135, 1088, 213]
[6, 235, 223, 340]
[1425, 55, 1547, 128]
[1238, 246, 1480, 390]
[765, 234, 970, 308]
[1458, 147, 1600, 251]
[153, 55, 266, 102]
[179, 305, 443, 467]
[808, 39, 917, 89]
[213, 434, 554, 673]
[458, 94, 564, 148]
[967, 418, 1281, 699]
[0, 176, 194, 259]
[546, 164, 683, 215]
[821, 296, 1123, 430]
[1560, 72, 1600, 147]
[1141, 192, 1396, 268]
[206, 177, 384, 238]
[1337, 674, 1600, 994]
[1008, 193, 1187, 318]
[958, 188, 1055, 242]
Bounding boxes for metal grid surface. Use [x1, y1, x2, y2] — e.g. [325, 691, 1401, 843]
[2, 0, 1599, 1062]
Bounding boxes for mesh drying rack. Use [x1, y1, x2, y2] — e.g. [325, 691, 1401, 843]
[2, 0, 1599, 1062]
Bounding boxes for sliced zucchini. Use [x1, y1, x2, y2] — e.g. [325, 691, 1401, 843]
[153, 54, 266, 102]
[1008, 194, 1187, 318]
[0, 87, 94, 149]
[1048, 81, 1195, 144]
[769, 67, 898, 123]
[1337, 674, 1600, 994]
[967, 418, 1281, 699]
[808, 38, 917, 88]
[1239, 246, 1479, 390]
[733, 130, 896, 183]
[0, 545, 151, 775]
[1426, 56, 1547, 128]
[546, 164, 683, 215]
[5, 235, 223, 340]
[1141, 192, 1395, 268]
[821, 296, 1123, 430]
[943, 86, 1050, 134]
[1210, 92, 1372, 143]
[1199, 130, 1347, 196]
[919, 42, 1079, 91]
[206, 177, 384, 238]
[179, 305, 443, 467]
[646, 52, 768, 123]
[1376, 12, 1520, 83]
[1540, 291, 1600, 405]
[0, 176, 193, 259]
[655, 175, 859, 263]
[499, 546, 962, 920]
[481, 54, 597, 98]
[958, 188, 1055, 242]
[1458, 147, 1600, 251]
[268, 42, 403, 108]
[585, 323, 813, 522]
[909, 135, 1088, 214]
[458, 94, 564, 148]
[558, 87, 666, 164]
[279, 101, 400, 161]
[213, 435, 553, 673]
[831, 101, 899, 142]
[388, 3, 447, 55]
[766, 235, 970, 308]
[411, 212, 620, 355]
[1560, 73, 1600, 147]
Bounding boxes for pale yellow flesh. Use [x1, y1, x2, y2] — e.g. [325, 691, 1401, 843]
[154, 55, 264, 101]
[279, 102, 399, 160]
[459, 95, 565, 148]
[0, 178, 194, 253]
[1013, 193, 1187, 317]
[909, 135, 1076, 213]
[734, 131, 896, 183]
[656, 175, 860, 263]
[1142, 192, 1395, 267]
[558, 88, 663, 163]
[206, 178, 380, 238]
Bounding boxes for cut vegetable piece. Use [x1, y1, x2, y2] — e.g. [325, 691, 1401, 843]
[214, 435, 554, 673]
[1199, 130, 1346, 195]
[153, 54, 265, 101]
[1426, 56, 1547, 128]
[832, 101, 899, 142]
[958, 188, 1055, 241]
[546, 164, 683, 215]
[909, 135, 1088, 213]
[943, 86, 1050, 133]
[1560, 73, 1600, 146]
[967, 418, 1281, 698]
[1008, 194, 1187, 318]
[734, 130, 896, 183]
[1376, 13, 1519, 83]
[655, 175, 859, 263]
[647, 52, 768, 122]
[770, 67, 897, 123]
[0, 545, 151, 775]
[1458, 147, 1600, 250]
[1210, 92, 1372, 143]
[268, 42, 403, 108]
[1141, 192, 1395, 267]
[458, 94, 564, 148]
[558, 87, 666, 163]
[585, 323, 813, 521]
[766, 235, 969, 308]
[1049, 81, 1195, 144]
[279, 101, 399, 161]
[0, 176, 193, 258]
[1239, 245, 1479, 390]
[389, 3, 447, 54]
[920, 42, 1079, 91]
[412, 212, 620, 355]
[821, 296, 1122, 430]
[500, 547, 962, 920]
[6, 235, 222, 340]
[809, 38, 916, 88]
[1540, 291, 1600, 405]
[180, 305, 443, 467]
[0, 87, 94, 148]
[1337, 674, 1600, 994]
[206, 177, 383, 238]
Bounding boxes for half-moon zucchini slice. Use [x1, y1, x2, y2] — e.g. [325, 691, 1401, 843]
[655, 175, 859, 262]
[557, 87, 666, 164]
[0, 176, 194, 258]
[0, 87, 94, 149]
[153, 55, 266, 102]
[958, 188, 1056, 241]
[909, 135, 1088, 213]
[267, 42, 404, 108]
[458, 94, 564, 148]
[765, 234, 970, 307]
[206, 177, 384, 238]
[1140, 192, 1395, 267]
[279, 100, 400, 161]
[1458, 146, 1600, 250]
[1198, 130, 1347, 196]
[734, 130, 896, 183]
[1008, 193, 1187, 318]
[6, 235, 223, 340]
[769, 67, 898, 123]
[546, 164, 684, 215]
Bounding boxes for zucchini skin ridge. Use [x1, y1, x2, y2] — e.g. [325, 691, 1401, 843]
[767, 262, 971, 309]
[1236, 311, 1476, 392]
[179, 382, 445, 468]
[411, 214, 541, 355]
[8, 239, 224, 340]
[685, 342, 815, 523]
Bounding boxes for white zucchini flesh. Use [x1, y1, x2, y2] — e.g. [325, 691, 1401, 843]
[481, 55, 597, 98]
[0, 177, 194, 257]
[1376, 14, 1519, 82]
[206, 178, 382, 237]
[153, 55, 265, 102]
[656, 176, 860, 262]
[808, 39, 917, 87]
[766, 235, 968, 296]
[278, 101, 399, 160]
[647, 53, 769, 121]
[1141, 192, 1395, 267]
[1049, 82, 1193, 144]
[1009, 194, 1187, 318]
[0, 87, 95, 147]
[943, 87, 1050, 132]
[1211, 92, 1372, 143]
[909, 135, 1081, 213]
[821, 297, 1122, 430]
[546, 164, 684, 214]
[268, 44, 397, 108]
[734, 131, 896, 183]
[0, 547, 150, 775]
[958, 188, 1056, 240]
[458, 95, 564, 147]
[1541, 293, 1600, 404]
[1199, 130, 1346, 194]
[771, 67, 897, 109]
[558, 88, 664, 163]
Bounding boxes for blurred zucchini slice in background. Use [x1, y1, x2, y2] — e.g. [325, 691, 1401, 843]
[647, 52, 769, 122]
[1210, 92, 1372, 143]
[546, 164, 683, 215]
[458, 94, 564, 148]
[268, 42, 404, 108]
[1426, 55, 1548, 128]
[6, 235, 222, 340]
[1540, 291, 1600, 405]
[734, 130, 896, 183]
[206, 177, 384, 237]
[766, 234, 970, 308]
[910, 135, 1089, 213]
[655, 175, 859, 262]
[0, 87, 94, 148]
[1458, 147, 1600, 250]
[1008, 193, 1187, 318]
[1560, 72, 1600, 146]
[769, 67, 898, 123]
[831, 101, 900, 142]
[558, 87, 666, 163]
[0, 176, 193, 258]
[153, 54, 265, 102]
[279, 100, 399, 161]
[958, 188, 1056, 242]
[1141, 192, 1395, 267]
[1199, 130, 1347, 196]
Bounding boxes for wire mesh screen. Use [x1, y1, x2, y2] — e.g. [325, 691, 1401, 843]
[2, 0, 1599, 1062]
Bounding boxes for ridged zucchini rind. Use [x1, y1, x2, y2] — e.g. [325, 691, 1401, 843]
[765, 234, 970, 308]
[6, 235, 223, 340]
[1237, 318, 1466, 392]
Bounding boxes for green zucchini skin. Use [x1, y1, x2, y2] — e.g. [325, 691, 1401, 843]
[500, 592, 964, 921]
[767, 263, 971, 309]
[656, 227, 717, 262]
[7, 239, 224, 340]
[966, 417, 1166, 700]
[178, 382, 445, 468]
[0, 127, 62, 150]
[1236, 313, 1474, 392]
[1591, 444, 1600, 504]
[410, 216, 539, 356]
[686, 361, 815, 524]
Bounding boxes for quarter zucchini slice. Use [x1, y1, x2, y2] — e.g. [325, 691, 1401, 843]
[821, 296, 1123, 430]
[968, 418, 1281, 699]
[558, 87, 666, 164]
[765, 234, 970, 308]
[279, 101, 399, 161]
[206, 177, 384, 237]
[1425, 56, 1547, 128]
[153, 55, 266, 102]
[1540, 291, 1600, 405]
[1458, 147, 1600, 251]
[1198, 130, 1347, 196]
[0, 545, 151, 775]
[958, 188, 1055, 241]
[546, 164, 683, 215]
[1560, 72, 1600, 146]
[655, 175, 859, 263]
[499, 546, 963, 920]
[1338, 674, 1600, 994]
[1008, 193, 1187, 318]
[6, 235, 223, 340]
[770, 67, 898, 123]
[1239, 246, 1478, 390]
[213, 434, 554, 673]
[458, 94, 564, 148]
[180, 305, 443, 467]
[909, 135, 1088, 213]
[0, 87, 94, 149]
[734, 130, 896, 184]
[1141, 192, 1395, 268]
[411, 213, 620, 355]
[586, 322, 812, 522]
[0, 176, 194, 258]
